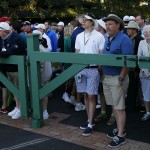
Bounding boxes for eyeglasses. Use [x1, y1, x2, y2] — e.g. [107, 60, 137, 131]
[82, 18, 90, 22]
[143, 31, 150, 34]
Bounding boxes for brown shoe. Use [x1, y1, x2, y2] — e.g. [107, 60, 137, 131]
[94, 113, 107, 122]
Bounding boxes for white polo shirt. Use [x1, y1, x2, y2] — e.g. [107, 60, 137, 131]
[75, 29, 105, 54]
[43, 33, 52, 52]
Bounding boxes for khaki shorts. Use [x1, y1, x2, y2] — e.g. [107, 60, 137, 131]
[6, 72, 19, 101]
[102, 75, 129, 110]
[6, 72, 19, 88]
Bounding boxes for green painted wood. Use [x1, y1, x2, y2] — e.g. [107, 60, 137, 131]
[1, 34, 149, 128]
[0, 56, 23, 64]
[18, 56, 29, 118]
[26, 34, 44, 127]
[0, 72, 19, 97]
[30, 52, 137, 68]
[32, 119, 44, 128]
[0, 56, 29, 118]
[138, 56, 150, 69]
[29, 60, 42, 119]
[26, 35, 150, 128]
[39, 64, 87, 99]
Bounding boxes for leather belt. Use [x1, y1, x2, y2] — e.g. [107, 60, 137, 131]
[85, 66, 98, 69]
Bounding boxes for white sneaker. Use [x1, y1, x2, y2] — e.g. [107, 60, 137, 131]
[75, 103, 85, 111]
[96, 104, 101, 109]
[43, 110, 49, 120]
[69, 96, 76, 106]
[142, 113, 150, 121]
[62, 92, 70, 102]
[12, 109, 21, 119]
[8, 107, 18, 117]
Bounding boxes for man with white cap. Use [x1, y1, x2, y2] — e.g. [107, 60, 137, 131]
[0, 16, 12, 114]
[22, 21, 32, 34]
[123, 15, 130, 26]
[125, 21, 144, 111]
[33, 30, 52, 120]
[57, 21, 64, 52]
[0, 22, 26, 119]
[102, 14, 132, 147]
[35, 23, 52, 52]
[75, 13, 105, 136]
[123, 15, 130, 35]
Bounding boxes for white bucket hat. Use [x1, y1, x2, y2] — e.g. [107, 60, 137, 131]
[80, 13, 98, 28]
[125, 21, 139, 29]
[96, 19, 106, 30]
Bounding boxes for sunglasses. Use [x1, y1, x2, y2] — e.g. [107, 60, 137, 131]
[106, 40, 111, 51]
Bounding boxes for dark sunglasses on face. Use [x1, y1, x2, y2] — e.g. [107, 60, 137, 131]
[106, 40, 111, 51]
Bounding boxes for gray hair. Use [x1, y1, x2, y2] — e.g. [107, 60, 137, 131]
[143, 25, 150, 32]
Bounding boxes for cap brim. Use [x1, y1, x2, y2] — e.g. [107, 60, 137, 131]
[104, 16, 124, 30]
[83, 15, 98, 29]
[96, 19, 106, 30]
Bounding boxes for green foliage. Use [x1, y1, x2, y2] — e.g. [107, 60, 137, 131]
[0, 0, 149, 20]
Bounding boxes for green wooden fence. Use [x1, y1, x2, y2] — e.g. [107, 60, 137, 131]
[0, 34, 150, 128]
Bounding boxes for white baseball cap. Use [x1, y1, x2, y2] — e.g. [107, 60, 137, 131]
[123, 15, 130, 22]
[35, 24, 46, 30]
[57, 21, 64, 26]
[129, 16, 135, 21]
[0, 22, 11, 30]
[96, 19, 106, 30]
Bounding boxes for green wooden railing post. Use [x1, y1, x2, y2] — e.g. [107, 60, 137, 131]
[26, 34, 44, 128]
[18, 56, 29, 118]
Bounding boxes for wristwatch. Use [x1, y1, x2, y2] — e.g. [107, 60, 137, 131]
[118, 77, 124, 81]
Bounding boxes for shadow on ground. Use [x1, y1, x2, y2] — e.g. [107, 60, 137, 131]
[48, 85, 150, 144]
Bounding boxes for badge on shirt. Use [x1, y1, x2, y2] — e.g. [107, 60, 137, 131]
[2, 47, 6, 51]
[14, 44, 18, 48]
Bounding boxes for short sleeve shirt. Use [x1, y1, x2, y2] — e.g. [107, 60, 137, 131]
[75, 29, 105, 54]
[103, 32, 133, 75]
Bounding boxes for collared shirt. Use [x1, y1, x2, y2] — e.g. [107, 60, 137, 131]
[71, 27, 84, 53]
[45, 28, 57, 52]
[75, 29, 105, 54]
[103, 32, 133, 76]
[43, 33, 52, 52]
